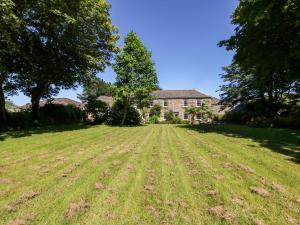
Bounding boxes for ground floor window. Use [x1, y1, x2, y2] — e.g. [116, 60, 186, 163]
[174, 112, 179, 117]
[184, 113, 189, 120]
[196, 113, 202, 120]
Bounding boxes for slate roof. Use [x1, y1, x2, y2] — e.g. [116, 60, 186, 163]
[151, 90, 211, 99]
[20, 98, 84, 110]
[40, 98, 84, 108]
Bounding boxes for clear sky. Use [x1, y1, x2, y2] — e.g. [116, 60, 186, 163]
[11, 0, 238, 106]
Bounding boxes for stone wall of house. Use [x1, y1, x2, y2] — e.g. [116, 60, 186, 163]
[151, 98, 212, 121]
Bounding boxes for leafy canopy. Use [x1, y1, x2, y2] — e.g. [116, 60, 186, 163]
[8, 0, 118, 120]
[219, 0, 300, 118]
[113, 31, 158, 124]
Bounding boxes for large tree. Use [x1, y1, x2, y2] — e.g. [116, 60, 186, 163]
[0, 0, 21, 123]
[113, 32, 158, 125]
[5, 0, 118, 121]
[219, 0, 300, 119]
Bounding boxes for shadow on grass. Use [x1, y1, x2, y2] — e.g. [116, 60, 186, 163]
[0, 123, 92, 141]
[179, 124, 300, 164]
[0, 123, 145, 141]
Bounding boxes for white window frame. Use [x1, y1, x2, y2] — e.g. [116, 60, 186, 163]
[196, 99, 202, 107]
[183, 113, 189, 120]
[183, 99, 188, 107]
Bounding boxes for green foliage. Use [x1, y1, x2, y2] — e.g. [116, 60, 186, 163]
[79, 76, 113, 101]
[149, 104, 161, 117]
[162, 111, 183, 124]
[7, 111, 33, 128]
[107, 101, 141, 125]
[39, 104, 84, 124]
[172, 116, 183, 124]
[165, 111, 175, 123]
[113, 31, 158, 125]
[0, 0, 22, 123]
[2, 0, 119, 121]
[185, 101, 213, 125]
[148, 115, 160, 124]
[78, 76, 112, 123]
[219, 0, 300, 120]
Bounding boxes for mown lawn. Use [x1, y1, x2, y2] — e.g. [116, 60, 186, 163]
[0, 124, 299, 225]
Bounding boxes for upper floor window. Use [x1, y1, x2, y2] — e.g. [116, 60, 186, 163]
[164, 100, 168, 107]
[183, 99, 188, 107]
[197, 99, 202, 107]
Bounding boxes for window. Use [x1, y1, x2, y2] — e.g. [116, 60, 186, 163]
[197, 99, 202, 107]
[174, 112, 179, 117]
[149, 101, 153, 107]
[164, 100, 168, 107]
[196, 113, 202, 120]
[183, 99, 188, 107]
[184, 113, 189, 120]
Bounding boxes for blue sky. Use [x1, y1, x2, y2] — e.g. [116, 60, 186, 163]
[11, 0, 238, 106]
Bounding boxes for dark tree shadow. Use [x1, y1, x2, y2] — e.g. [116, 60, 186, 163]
[0, 123, 92, 141]
[0, 123, 146, 141]
[179, 124, 300, 164]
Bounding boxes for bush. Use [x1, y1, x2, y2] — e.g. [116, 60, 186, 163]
[7, 111, 33, 128]
[40, 104, 84, 124]
[165, 111, 175, 123]
[276, 104, 300, 128]
[172, 116, 183, 124]
[84, 99, 109, 124]
[148, 115, 160, 124]
[107, 101, 141, 125]
[149, 104, 161, 117]
[246, 116, 274, 128]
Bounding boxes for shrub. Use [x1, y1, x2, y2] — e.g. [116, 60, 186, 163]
[84, 99, 109, 124]
[172, 116, 183, 124]
[107, 101, 141, 125]
[40, 104, 84, 124]
[148, 115, 160, 124]
[246, 116, 274, 128]
[165, 111, 175, 123]
[276, 104, 300, 128]
[149, 104, 161, 117]
[7, 111, 33, 128]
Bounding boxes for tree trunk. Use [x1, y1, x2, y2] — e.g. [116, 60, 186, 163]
[121, 103, 128, 126]
[191, 114, 195, 126]
[31, 92, 42, 122]
[0, 78, 7, 124]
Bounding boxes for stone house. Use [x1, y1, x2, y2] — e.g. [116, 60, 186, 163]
[149, 90, 213, 121]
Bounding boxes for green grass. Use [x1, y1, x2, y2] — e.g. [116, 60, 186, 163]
[0, 124, 299, 225]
